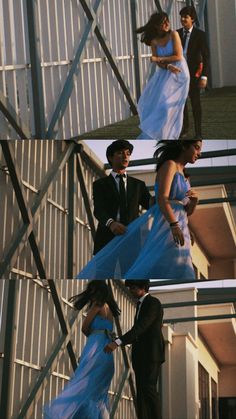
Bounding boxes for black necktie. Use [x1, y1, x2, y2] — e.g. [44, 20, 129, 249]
[182, 30, 189, 48]
[134, 301, 141, 322]
[117, 174, 127, 225]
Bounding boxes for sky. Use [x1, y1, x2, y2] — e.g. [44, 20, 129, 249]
[84, 140, 236, 170]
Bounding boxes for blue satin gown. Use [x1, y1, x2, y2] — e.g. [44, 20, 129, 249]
[137, 38, 190, 140]
[44, 316, 114, 419]
[77, 172, 195, 280]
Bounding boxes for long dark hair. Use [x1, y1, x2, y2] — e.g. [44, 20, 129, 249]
[136, 12, 170, 46]
[69, 280, 121, 318]
[154, 140, 202, 173]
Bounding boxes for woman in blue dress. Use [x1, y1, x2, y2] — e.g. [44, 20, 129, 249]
[44, 281, 120, 419]
[77, 140, 202, 280]
[136, 12, 190, 140]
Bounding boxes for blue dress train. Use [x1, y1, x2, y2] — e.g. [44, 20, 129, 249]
[137, 38, 190, 140]
[77, 172, 195, 280]
[44, 316, 114, 419]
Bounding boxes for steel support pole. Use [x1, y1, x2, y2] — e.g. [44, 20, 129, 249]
[26, 0, 46, 138]
[0, 280, 17, 418]
[130, 0, 141, 101]
[67, 153, 75, 278]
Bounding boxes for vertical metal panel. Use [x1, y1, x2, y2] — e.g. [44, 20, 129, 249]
[0, 279, 136, 418]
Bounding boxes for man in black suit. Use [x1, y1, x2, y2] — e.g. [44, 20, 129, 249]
[177, 6, 209, 139]
[93, 140, 152, 254]
[104, 280, 165, 419]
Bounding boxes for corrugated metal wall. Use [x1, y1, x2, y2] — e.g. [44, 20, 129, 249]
[0, 279, 136, 419]
[0, 0, 202, 139]
[0, 140, 100, 278]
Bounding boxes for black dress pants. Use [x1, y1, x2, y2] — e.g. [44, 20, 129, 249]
[134, 362, 162, 419]
[183, 77, 202, 137]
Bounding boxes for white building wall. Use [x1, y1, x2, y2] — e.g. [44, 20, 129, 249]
[219, 366, 236, 397]
[207, 0, 236, 87]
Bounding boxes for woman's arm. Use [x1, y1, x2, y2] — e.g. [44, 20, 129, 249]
[185, 189, 199, 216]
[150, 42, 167, 69]
[157, 160, 185, 246]
[157, 160, 178, 223]
[81, 303, 102, 336]
[151, 31, 183, 64]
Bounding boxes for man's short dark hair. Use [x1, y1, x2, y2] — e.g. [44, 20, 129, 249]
[106, 140, 134, 165]
[125, 280, 150, 292]
[179, 6, 197, 21]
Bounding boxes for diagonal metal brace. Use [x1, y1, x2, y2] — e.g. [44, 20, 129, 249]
[0, 141, 75, 277]
[0, 91, 30, 139]
[0, 141, 47, 278]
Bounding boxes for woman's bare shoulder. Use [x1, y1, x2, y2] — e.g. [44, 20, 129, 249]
[161, 159, 177, 171]
[151, 38, 158, 47]
[171, 30, 179, 38]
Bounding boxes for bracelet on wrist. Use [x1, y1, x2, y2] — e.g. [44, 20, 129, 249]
[170, 221, 179, 227]
[107, 219, 115, 228]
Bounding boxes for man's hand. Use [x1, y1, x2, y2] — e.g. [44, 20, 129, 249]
[198, 78, 207, 89]
[109, 221, 127, 235]
[104, 342, 118, 353]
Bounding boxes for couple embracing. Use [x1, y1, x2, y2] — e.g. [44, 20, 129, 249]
[44, 280, 165, 419]
[78, 138, 202, 280]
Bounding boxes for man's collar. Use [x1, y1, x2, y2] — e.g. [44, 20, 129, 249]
[184, 25, 193, 34]
[111, 170, 127, 178]
[138, 293, 149, 303]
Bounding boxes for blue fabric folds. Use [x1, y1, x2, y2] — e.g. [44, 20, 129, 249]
[44, 316, 114, 419]
[77, 173, 195, 280]
[137, 38, 190, 140]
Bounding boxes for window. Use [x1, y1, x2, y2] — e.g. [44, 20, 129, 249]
[211, 378, 218, 419]
[199, 363, 210, 419]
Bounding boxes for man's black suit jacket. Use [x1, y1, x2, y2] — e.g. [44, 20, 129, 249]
[177, 26, 209, 79]
[121, 294, 165, 367]
[93, 174, 151, 254]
